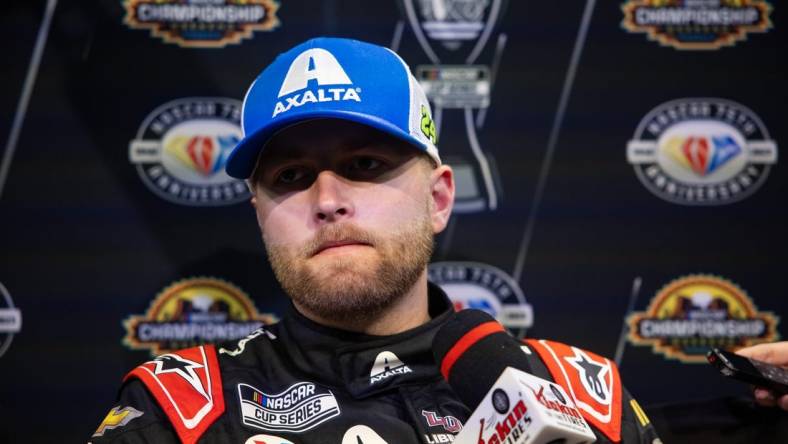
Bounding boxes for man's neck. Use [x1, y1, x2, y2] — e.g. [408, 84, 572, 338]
[293, 271, 431, 336]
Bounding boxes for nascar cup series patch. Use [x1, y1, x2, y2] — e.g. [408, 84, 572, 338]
[123, 0, 280, 48]
[238, 382, 341, 433]
[627, 98, 777, 205]
[129, 98, 250, 206]
[621, 0, 772, 50]
[429, 262, 533, 338]
[123, 277, 276, 356]
[627, 274, 779, 363]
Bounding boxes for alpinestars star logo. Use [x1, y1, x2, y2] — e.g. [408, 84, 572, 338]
[369, 351, 413, 384]
[272, 48, 361, 118]
[564, 348, 611, 406]
[151, 354, 210, 400]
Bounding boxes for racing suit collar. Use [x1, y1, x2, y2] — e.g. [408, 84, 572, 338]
[282, 282, 455, 399]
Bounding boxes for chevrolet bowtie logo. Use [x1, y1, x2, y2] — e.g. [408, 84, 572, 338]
[92, 406, 144, 437]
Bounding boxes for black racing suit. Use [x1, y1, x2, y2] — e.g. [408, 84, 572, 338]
[90, 284, 660, 443]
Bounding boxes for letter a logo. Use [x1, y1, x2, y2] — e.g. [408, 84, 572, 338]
[278, 48, 352, 98]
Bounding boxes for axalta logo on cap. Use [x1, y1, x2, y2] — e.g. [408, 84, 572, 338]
[272, 48, 362, 118]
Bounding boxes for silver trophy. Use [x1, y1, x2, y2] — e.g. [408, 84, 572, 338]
[399, 0, 508, 213]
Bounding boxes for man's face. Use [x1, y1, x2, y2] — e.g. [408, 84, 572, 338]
[250, 119, 454, 325]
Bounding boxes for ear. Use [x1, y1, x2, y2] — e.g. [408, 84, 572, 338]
[250, 193, 265, 228]
[430, 164, 454, 233]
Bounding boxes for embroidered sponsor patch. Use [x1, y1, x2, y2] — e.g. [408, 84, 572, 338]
[526, 339, 623, 443]
[342, 425, 389, 444]
[238, 382, 340, 433]
[369, 351, 413, 385]
[422, 409, 462, 433]
[270, 47, 362, 118]
[92, 406, 144, 437]
[125, 345, 224, 444]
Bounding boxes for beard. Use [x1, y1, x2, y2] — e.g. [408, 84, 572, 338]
[264, 213, 435, 326]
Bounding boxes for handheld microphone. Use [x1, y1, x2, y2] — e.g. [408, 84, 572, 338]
[433, 309, 596, 444]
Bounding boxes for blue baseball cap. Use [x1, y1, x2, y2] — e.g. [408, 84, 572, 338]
[225, 37, 440, 179]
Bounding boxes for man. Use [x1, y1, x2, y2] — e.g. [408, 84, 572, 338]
[91, 37, 659, 443]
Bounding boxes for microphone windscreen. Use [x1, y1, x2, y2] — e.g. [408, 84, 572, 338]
[432, 309, 533, 409]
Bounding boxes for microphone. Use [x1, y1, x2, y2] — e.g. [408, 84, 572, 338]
[433, 309, 596, 444]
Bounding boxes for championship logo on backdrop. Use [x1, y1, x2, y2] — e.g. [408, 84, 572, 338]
[123, 0, 280, 48]
[627, 98, 778, 205]
[124, 277, 276, 356]
[621, 0, 772, 50]
[400, 0, 508, 213]
[627, 275, 779, 363]
[129, 98, 250, 206]
[0, 282, 21, 359]
[428, 261, 533, 338]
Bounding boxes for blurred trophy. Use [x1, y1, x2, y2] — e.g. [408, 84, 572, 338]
[400, 0, 508, 213]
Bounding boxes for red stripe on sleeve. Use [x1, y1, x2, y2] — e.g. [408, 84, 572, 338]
[440, 321, 504, 380]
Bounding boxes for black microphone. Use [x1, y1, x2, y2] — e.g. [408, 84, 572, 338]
[433, 309, 534, 409]
[434, 309, 596, 444]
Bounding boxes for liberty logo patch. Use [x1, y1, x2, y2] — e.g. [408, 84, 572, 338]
[238, 382, 340, 433]
[369, 351, 413, 384]
[422, 410, 462, 433]
[272, 48, 361, 118]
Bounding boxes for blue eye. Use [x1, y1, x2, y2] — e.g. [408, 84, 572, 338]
[351, 157, 382, 171]
[277, 167, 306, 184]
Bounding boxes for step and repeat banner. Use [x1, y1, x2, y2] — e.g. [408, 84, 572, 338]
[0, 0, 785, 441]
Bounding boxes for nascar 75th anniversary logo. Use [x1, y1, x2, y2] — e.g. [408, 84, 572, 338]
[123, 0, 280, 48]
[627, 275, 779, 363]
[621, 0, 773, 50]
[627, 98, 777, 205]
[129, 97, 251, 206]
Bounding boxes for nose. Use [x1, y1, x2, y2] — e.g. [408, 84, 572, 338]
[312, 170, 354, 223]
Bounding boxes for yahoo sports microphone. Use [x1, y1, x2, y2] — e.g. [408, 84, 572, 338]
[433, 309, 596, 444]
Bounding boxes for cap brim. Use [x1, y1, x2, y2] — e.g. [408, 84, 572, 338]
[225, 110, 436, 179]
